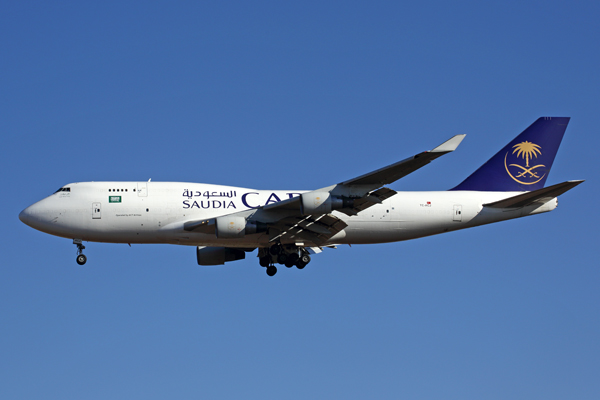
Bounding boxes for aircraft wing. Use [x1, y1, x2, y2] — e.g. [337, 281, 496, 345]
[338, 134, 466, 188]
[184, 135, 465, 246]
[184, 207, 347, 246]
[268, 213, 348, 245]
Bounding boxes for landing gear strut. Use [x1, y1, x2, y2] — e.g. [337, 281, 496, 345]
[74, 239, 87, 265]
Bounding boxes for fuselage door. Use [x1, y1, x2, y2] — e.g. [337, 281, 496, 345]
[453, 204, 462, 222]
[92, 202, 101, 219]
[137, 182, 148, 197]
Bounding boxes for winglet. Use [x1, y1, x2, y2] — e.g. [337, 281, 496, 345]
[431, 134, 466, 153]
[337, 134, 466, 188]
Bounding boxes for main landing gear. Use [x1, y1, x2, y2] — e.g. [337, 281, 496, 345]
[74, 239, 87, 265]
[258, 245, 311, 276]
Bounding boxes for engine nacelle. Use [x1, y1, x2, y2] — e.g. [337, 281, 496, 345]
[196, 246, 246, 265]
[215, 215, 247, 238]
[214, 216, 267, 238]
[300, 192, 353, 215]
[301, 192, 332, 215]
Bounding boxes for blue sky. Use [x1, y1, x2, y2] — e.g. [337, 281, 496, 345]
[1, 1, 599, 398]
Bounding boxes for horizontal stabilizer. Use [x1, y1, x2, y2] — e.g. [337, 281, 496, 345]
[483, 180, 584, 209]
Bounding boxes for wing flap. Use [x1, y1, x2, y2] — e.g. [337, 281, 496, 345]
[338, 187, 398, 216]
[270, 213, 348, 245]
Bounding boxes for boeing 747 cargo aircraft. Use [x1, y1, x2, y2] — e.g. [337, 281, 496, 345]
[20, 117, 583, 276]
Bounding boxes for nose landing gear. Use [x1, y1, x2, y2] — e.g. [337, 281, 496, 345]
[73, 239, 87, 265]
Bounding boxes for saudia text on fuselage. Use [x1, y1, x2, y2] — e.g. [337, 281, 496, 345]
[181, 189, 302, 210]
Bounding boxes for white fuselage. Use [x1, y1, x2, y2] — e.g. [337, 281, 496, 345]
[19, 182, 557, 248]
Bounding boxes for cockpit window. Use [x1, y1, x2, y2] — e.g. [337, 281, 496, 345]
[54, 187, 71, 193]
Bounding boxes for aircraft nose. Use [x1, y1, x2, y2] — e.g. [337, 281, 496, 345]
[19, 201, 49, 229]
[19, 205, 36, 228]
[19, 205, 35, 227]
[19, 198, 66, 235]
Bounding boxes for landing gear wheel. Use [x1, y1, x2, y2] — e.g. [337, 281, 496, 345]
[285, 260, 295, 268]
[277, 253, 288, 264]
[76, 254, 87, 265]
[270, 245, 282, 256]
[296, 253, 310, 269]
[259, 256, 270, 267]
[266, 266, 277, 276]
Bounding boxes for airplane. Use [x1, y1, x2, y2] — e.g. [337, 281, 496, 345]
[19, 117, 583, 276]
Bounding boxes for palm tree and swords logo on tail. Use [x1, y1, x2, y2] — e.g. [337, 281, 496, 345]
[504, 141, 546, 185]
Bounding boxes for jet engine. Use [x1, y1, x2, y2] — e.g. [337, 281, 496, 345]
[214, 216, 267, 238]
[196, 246, 246, 265]
[300, 192, 353, 215]
[215, 216, 246, 238]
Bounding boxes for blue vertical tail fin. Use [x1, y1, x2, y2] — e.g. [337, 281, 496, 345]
[451, 117, 570, 191]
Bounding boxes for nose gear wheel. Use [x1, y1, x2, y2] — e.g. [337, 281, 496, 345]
[73, 239, 87, 265]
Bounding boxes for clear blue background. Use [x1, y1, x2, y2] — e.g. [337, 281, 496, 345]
[1, 1, 598, 399]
